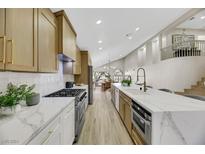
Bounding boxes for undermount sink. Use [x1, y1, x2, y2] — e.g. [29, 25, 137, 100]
[124, 88, 150, 95]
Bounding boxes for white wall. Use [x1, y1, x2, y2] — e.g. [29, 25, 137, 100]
[125, 56, 205, 92]
[0, 61, 74, 96]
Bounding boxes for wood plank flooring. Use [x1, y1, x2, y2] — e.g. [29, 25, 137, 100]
[77, 87, 133, 145]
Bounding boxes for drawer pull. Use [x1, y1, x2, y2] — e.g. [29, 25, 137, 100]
[41, 124, 59, 144]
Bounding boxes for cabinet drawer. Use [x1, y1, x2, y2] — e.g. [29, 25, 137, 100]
[27, 116, 61, 145]
[63, 100, 75, 114]
[62, 105, 75, 145]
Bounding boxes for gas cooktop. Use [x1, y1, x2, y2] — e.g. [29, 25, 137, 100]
[45, 89, 85, 97]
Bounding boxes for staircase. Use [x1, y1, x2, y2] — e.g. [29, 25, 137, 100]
[175, 77, 205, 96]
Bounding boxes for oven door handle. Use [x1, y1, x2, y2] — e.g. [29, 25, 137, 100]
[132, 109, 151, 126]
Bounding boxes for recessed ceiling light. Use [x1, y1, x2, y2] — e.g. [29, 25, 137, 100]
[128, 36, 132, 40]
[126, 33, 133, 40]
[96, 20, 102, 24]
[120, 54, 122, 57]
[135, 27, 140, 31]
[99, 47, 103, 50]
[98, 40, 102, 44]
[200, 16, 205, 20]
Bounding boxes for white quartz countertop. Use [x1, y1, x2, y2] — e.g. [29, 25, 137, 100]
[71, 85, 88, 90]
[113, 83, 205, 113]
[0, 97, 75, 145]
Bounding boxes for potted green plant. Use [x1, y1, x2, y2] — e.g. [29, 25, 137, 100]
[0, 83, 24, 115]
[121, 79, 132, 87]
[0, 83, 39, 115]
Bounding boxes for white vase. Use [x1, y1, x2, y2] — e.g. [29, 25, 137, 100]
[0, 104, 21, 116]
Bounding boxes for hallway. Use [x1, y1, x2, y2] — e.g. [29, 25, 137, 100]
[77, 87, 133, 145]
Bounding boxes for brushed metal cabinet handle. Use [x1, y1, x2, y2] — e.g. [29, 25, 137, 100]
[6, 39, 14, 64]
[0, 36, 6, 64]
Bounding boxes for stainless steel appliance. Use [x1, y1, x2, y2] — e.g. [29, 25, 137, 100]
[65, 81, 74, 88]
[132, 100, 152, 144]
[45, 88, 87, 142]
[88, 66, 93, 105]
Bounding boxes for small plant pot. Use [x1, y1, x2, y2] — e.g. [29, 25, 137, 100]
[26, 93, 40, 106]
[0, 104, 21, 116]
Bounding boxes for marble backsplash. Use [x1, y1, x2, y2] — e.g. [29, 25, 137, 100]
[0, 62, 74, 96]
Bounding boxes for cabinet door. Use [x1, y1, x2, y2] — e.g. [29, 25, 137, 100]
[38, 9, 57, 72]
[42, 123, 62, 145]
[119, 95, 125, 120]
[0, 9, 5, 70]
[62, 104, 75, 145]
[124, 102, 132, 135]
[115, 89, 120, 112]
[63, 17, 76, 61]
[5, 8, 37, 72]
[28, 116, 62, 145]
[73, 46, 81, 74]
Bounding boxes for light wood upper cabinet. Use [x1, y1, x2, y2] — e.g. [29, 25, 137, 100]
[38, 9, 58, 72]
[73, 46, 81, 74]
[74, 51, 89, 84]
[4, 8, 37, 72]
[0, 9, 5, 70]
[55, 10, 77, 61]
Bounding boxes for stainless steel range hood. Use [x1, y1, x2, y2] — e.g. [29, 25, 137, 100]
[58, 53, 75, 62]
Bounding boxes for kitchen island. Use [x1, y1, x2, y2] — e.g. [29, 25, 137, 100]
[112, 83, 205, 145]
[0, 97, 75, 145]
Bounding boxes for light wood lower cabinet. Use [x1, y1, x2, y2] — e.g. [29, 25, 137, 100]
[119, 91, 132, 135]
[131, 126, 146, 145]
[124, 102, 132, 135]
[119, 90, 146, 145]
[28, 101, 75, 145]
[38, 9, 58, 72]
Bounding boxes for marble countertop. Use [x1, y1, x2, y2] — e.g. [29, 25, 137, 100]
[71, 84, 88, 90]
[0, 97, 75, 145]
[113, 83, 205, 113]
[113, 83, 205, 144]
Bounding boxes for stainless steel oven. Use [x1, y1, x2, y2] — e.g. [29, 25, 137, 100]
[132, 100, 152, 144]
[75, 91, 87, 142]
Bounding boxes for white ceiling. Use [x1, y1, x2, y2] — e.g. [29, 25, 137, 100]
[177, 9, 205, 29]
[51, 8, 189, 68]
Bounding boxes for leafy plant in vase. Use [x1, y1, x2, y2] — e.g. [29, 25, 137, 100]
[121, 79, 132, 87]
[0, 83, 39, 115]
